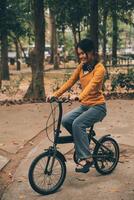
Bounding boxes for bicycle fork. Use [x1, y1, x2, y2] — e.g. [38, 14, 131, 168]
[44, 146, 57, 175]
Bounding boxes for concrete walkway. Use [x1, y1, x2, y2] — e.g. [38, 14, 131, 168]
[0, 100, 134, 200]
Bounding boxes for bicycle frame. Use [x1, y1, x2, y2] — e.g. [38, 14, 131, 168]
[50, 101, 72, 145]
[45, 100, 116, 175]
[52, 101, 110, 147]
[49, 100, 111, 154]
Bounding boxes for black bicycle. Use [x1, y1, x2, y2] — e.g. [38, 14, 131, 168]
[28, 97, 120, 195]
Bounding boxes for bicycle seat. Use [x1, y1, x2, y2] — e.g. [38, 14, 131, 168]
[89, 125, 96, 137]
[89, 119, 103, 130]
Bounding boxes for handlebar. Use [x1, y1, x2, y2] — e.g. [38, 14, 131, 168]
[48, 96, 78, 104]
[47, 96, 79, 139]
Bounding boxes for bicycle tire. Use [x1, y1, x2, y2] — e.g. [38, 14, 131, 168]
[28, 151, 66, 195]
[93, 137, 120, 175]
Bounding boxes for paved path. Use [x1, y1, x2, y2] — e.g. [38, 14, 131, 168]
[0, 100, 134, 200]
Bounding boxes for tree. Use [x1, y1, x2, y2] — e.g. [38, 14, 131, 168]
[14, 38, 21, 71]
[0, 49, 1, 88]
[0, 0, 34, 80]
[49, 7, 59, 69]
[64, 0, 89, 48]
[0, 0, 9, 80]
[111, 0, 118, 66]
[9, 0, 34, 68]
[110, 0, 134, 66]
[47, 0, 89, 60]
[101, 0, 109, 66]
[89, 0, 99, 52]
[24, 0, 45, 99]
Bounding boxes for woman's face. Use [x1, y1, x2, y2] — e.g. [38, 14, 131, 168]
[77, 47, 94, 64]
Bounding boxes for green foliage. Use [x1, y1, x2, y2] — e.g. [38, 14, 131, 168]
[65, 33, 75, 57]
[0, 0, 34, 44]
[102, 74, 109, 91]
[111, 68, 134, 91]
[46, 0, 89, 31]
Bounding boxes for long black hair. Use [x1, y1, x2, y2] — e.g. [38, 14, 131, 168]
[76, 38, 99, 68]
[76, 38, 96, 55]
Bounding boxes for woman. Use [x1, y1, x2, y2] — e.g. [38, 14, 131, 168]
[51, 38, 107, 173]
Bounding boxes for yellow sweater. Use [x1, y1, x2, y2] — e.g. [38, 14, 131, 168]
[53, 62, 106, 106]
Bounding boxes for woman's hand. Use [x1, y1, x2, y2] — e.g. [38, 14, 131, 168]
[46, 95, 58, 102]
[70, 95, 80, 101]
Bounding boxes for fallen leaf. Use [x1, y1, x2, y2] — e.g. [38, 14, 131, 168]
[19, 145, 24, 149]
[0, 143, 5, 146]
[8, 172, 13, 179]
[76, 177, 86, 181]
[19, 195, 25, 199]
[29, 141, 34, 145]
[12, 141, 19, 145]
[109, 188, 120, 192]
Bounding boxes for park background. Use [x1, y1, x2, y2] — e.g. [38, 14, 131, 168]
[0, 0, 134, 101]
[0, 1, 134, 200]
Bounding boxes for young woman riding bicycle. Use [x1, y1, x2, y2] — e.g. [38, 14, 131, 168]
[51, 38, 107, 173]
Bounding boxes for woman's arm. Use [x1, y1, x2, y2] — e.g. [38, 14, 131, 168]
[79, 64, 106, 101]
[53, 64, 81, 97]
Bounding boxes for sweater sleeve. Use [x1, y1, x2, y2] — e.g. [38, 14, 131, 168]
[53, 64, 81, 97]
[79, 64, 106, 101]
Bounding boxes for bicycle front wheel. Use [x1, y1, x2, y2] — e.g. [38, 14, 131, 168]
[28, 151, 66, 195]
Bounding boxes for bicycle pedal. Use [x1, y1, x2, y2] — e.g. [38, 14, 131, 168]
[90, 161, 95, 168]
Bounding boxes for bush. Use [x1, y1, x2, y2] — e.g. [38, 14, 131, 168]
[111, 68, 134, 91]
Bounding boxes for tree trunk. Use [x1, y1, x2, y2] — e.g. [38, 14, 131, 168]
[72, 26, 78, 48]
[72, 26, 78, 60]
[78, 24, 81, 42]
[24, 0, 45, 99]
[0, 0, 9, 80]
[112, 0, 118, 66]
[1, 32, 9, 80]
[0, 62, 2, 89]
[49, 8, 59, 69]
[102, 1, 108, 65]
[53, 31, 59, 69]
[62, 27, 66, 66]
[14, 38, 21, 71]
[102, 1, 109, 78]
[17, 37, 28, 64]
[90, 0, 99, 52]
[49, 8, 54, 64]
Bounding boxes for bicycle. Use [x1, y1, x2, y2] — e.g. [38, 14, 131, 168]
[28, 97, 120, 195]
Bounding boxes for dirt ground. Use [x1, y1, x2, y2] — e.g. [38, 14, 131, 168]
[0, 100, 134, 200]
[0, 63, 134, 102]
[0, 64, 134, 199]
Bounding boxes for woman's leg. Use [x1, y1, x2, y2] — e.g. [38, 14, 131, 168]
[72, 104, 107, 160]
[61, 105, 86, 135]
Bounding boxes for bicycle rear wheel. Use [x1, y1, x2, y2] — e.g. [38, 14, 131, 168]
[93, 137, 119, 175]
[28, 151, 66, 195]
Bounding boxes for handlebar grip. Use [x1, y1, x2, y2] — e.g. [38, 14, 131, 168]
[49, 96, 76, 104]
[49, 96, 58, 103]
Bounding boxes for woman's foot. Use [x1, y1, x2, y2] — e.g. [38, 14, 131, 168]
[75, 159, 93, 173]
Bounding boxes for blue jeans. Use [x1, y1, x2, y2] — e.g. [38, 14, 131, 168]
[62, 103, 107, 160]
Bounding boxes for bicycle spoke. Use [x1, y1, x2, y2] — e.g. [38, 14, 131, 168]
[95, 138, 119, 174]
[31, 154, 64, 192]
